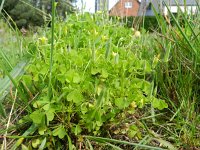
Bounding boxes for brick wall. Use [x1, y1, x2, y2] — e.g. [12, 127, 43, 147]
[109, 0, 140, 17]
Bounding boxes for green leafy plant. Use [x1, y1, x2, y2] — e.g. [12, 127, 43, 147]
[12, 12, 168, 149]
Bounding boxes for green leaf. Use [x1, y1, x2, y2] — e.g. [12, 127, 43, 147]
[91, 68, 100, 75]
[46, 108, 55, 122]
[114, 98, 125, 109]
[73, 73, 81, 83]
[141, 80, 151, 95]
[53, 126, 67, 139]
[72, 125, 82, 136]
[11, 138, 24, 150]
[67, 90, 83, 104]
[38, 125, 47, 135]
[152, 98, 168, 110]
[66, 70, 75, 83]
[101, 69, 108, 78]
[57, 74, 66, 83]
[21, 144, 29, 150]
[30, 110, 44, 124]
[22, 75, 32, 87]
[58, 64, 67, 74]
[128, 129, 138, 138]
[67, 134, 73, 150]
[11, 124, 38, 150]
[32, 96, 49, 108]
[43, 104, 50, 110]
[32, 139, 41, 148]
[128, 125, 141, 139]
[81, 103, 88, 114]
[39, 137, 47, 150]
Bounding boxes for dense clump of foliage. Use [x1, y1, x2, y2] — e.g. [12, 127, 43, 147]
[0, 1, 200, 149]
[23, 13, 165, 148]
[0, 13, 168, 149]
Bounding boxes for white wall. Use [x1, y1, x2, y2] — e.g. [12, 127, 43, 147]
[163, 6, 197, 15]
[109, 0, 119, 10]
[75, 0, 95, 13]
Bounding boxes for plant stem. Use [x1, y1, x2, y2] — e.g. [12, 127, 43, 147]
[0, 0, 5, 13]
[2, 90, 17, 150]
[48, 0, 56, 101]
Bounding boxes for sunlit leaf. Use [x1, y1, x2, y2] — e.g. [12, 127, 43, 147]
[30, 110, 44, 124]
[67, 90, 83, 104]
[152, 98, 168, 110]
[39, 137, 47, 150]
[115, 98, 125, 109]
[38, 125, 47, 135]
[32, 139, 41, 148]
[53, 126, 67, 139]
[21, 144, 29, 150]
[46, 108, 55, 122]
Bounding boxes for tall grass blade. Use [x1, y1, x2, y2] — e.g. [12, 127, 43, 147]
[0, 0, 5, 13]
[152, 138, 177, 150]
[0, 61, 27, 117]
[133, 135, 151, 150]
[163, 1, 197, 55]
[0, 49, 13, 70]
[67, 134, 73, 150]
[11, 124, 38, 150]
[84, 136, 165, 150]
[48, 0, 56, 100]
[38, 137, 46, 150]
[86, 139, 94, 150]
[105, 142, 123, 150]
[174, 0, 199, 44]
[0, 102, 6, 118]
[151, 4, 167, 34]
[152, 3, 171, 62]
[195, 0, 200, 11]
[3, 63, 28, 103]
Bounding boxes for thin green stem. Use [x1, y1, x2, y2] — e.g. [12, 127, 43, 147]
[163, 1, 197, 55]
[48, 0, 56, 101]
[84, 136, 165, 150]
[0, 0, 5, 13]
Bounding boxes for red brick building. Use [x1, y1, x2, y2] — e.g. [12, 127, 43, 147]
[109, 0, 140, 17]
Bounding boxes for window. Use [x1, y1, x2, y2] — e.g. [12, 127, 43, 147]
[125, 2, 132, 8]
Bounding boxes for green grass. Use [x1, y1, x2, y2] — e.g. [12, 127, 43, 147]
[151, 2, 200, 148]
[0, 1, 200, 149]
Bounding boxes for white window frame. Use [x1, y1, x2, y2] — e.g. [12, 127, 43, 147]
[125, 2, 132, 8]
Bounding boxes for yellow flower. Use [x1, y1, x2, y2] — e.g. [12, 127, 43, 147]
[130, 101, 137, 108]
[88, 103, 94, 108]
[117, 16, 121, 20]
[152, 54, 160, 69]
[102, 35, 109, 41]
[38, 36, 48, 44]
[134, 31, 141, 38]
[63, 26, 68, 35]
[112, 52, 117, 57]
[94, 29, 98, 36]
